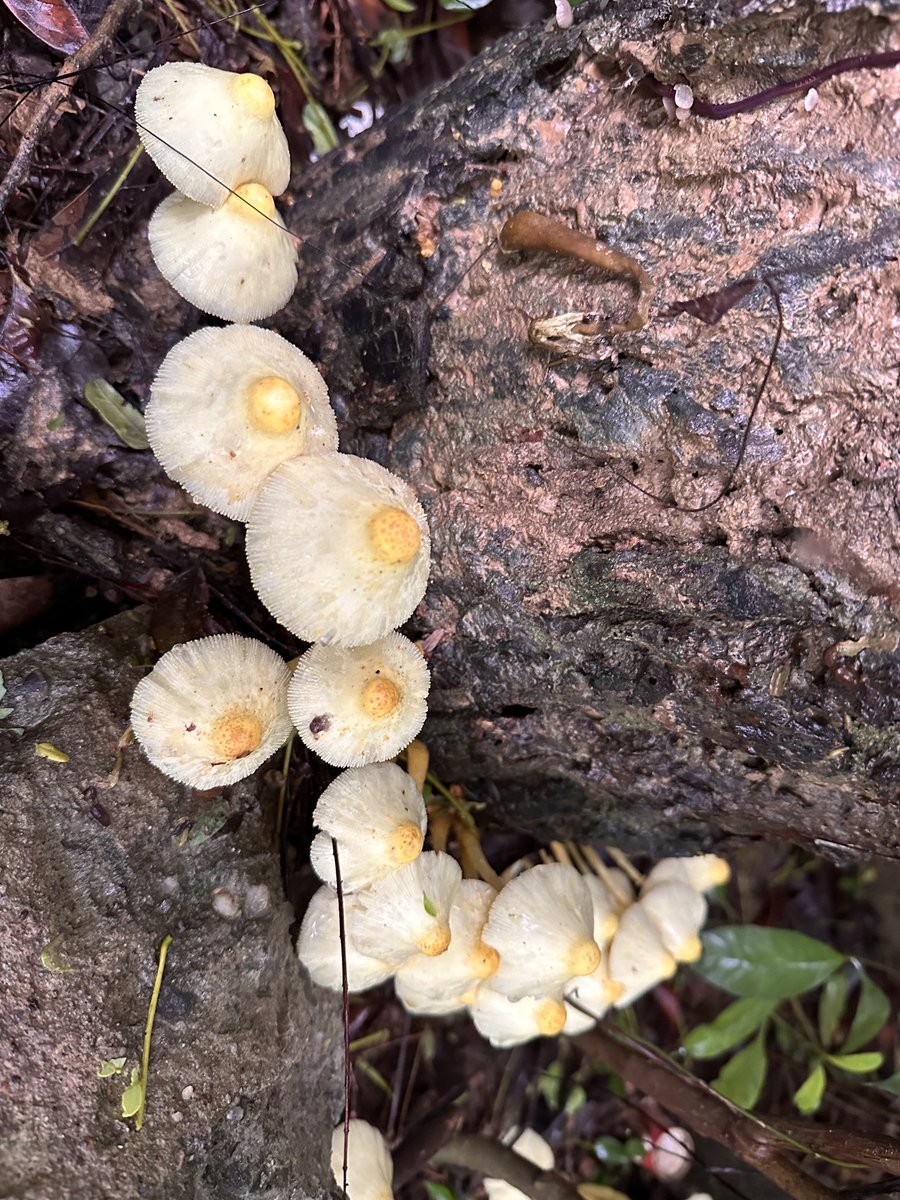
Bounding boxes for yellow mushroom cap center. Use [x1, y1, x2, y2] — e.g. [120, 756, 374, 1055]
[226, 181, 276, 221]
[605, 979, 626, 1004]
[419, 924, 451, 957]
[468, 939, 501, 979]
[387, 820, 424, 865]
[565, 937, 602, 978]
[368, 507, 421, 565]
[535, 998, 567, 1037]
[708, 857, 731, 886]
[231, 72, 276, 120]
[246, 375, 302, 435]
[658, 951, 678, 980]
[210, 707, 263, 762]
[675, 934, 703, 963]
[360, 676, 401, 719]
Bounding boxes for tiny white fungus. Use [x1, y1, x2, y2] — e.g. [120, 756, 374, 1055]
[638, 881, 707, 962]
[608, 902, 677, 1008]
[470, 986, 568, 1047]
[330, 1119, 394, 1200]
[642, 853, 730, 893]
[674, 83, 694, 110]
[146, 325, 338, 520]
[484, 1129, 554, 1200]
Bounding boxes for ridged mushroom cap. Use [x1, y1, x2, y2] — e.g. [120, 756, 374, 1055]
[482, 864, 601, 1001]
[638, 882, 708, 963]
[331, 1119, 394, 1200]
[130, 633, 291, 787]
[297, 885, 395, 993]
[395, 879, 499, 1014]
[246, 452, 430, 646]
[309, 763, 427, 892]
[643, 853, 731, 893]
[148, 185, 297, 321]
[484, 1130, 554, 1200]
[135, 63, 290, 207]
[608, 903, 677, 1008]
[288, 634, 429, 769]
[470, 986, 568, 1048]
[348, 851, 461, 963]
[146, 325, 337, 520]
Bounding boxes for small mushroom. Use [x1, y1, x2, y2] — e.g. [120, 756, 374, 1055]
[469, 987, 568, 1048]
[297, 885, 395, 993]
[608, 902, 677, 1008]
[135, 63, 290, 207]
[348, 850, 462, 963]
[309, 763, 427, 892]
[482, 864, 601, 1001]
[638, 881, 707, 963]
[484, 1130, 554, 1200]
[246, 453, 430, 647]
[395, 879, 499, 1014]
[288, 633, 429, 768]
[564, 951, 624, 1021]
[146, 325, 338, 521]
[330, 1119, 395, 1200]
[148, 183, 297, 321]
[584, 874, 621, 944]
[642, 853, 730, 893]
[130, 634, 292, 787]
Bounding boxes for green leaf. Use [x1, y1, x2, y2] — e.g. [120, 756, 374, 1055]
[538, 1059, 563, 1110]
[121, 1068, 144, 1118]
[423, 1183, 456, 1200]
[698, 926, 844, 1000]
[355, 1058, 393, 1098]
[818, 969, 848, 1047]
[594, 1136, 631, 1168]
[564, 1083, 587, 1115]
[869, 1071, 900, 1097]
[35, 741, 69, 763]
[683, 997, 776, 1059]
[423, 892, 437, 918]
[827, 1051, 884, 1074]
[712, 1026, 768, 1108]
[301, 100, 339, 155]
[382, 0, 417, 9]
[83, 379, 150, 450]
[98, 1057, 126, 1078]
[793, 1062, 826, 1115]
[843, 972, 890, 1053]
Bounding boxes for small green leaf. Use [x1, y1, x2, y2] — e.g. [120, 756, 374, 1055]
[40, 934, 75, 972]
[869, 1071, 900, 1097]
[355, 1059, 393, 1098]
[382, 0, 417, 9]
[793, 1062, 826, 1115]
[712, 1026, 768, 1108]
[818, 969, 848, 1046]
[47, 413, 66, 431]
[842, 972, 890, 1053]
[538, 1059, 564, 1110]
[423, 1183, 456, 1200]
[98, 1057, 126, 1078]
[301, 100, 339, 156]
[594, 1135, 631, 1168]
[35, 742, 69, 763]
[121, 1067, 144, 1118]
[697, 926, 844, 1000]
[683, 997, 776, 1059]
[0, 707, 12, 720]
[422, 892, 437, 918]
[827, 1051, 884, 1074]
[83, 379, 150, 450]
[564, 1083, 587, 1115]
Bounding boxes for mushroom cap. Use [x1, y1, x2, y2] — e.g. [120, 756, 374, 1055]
[584, 875, 621, 945]
[564, 952, 624, 1021]
[608, 902, 677, 1008]
[638, 882, 707, 963]
[331, 1119, 394, 1200]
[135, 63, 290, 207]
[309, 763, 427, 892]
[482, 863, 601, 1001]
[146, 325, 337, 520]
[470, 986, 568, 1048]
[246, 453, 430, 647]
[395, 879, 499, 1013]
[643, 853, 731, 893]
[484, 1130, 554, 1200]
[288, 633, 430, 768]
[297, 885, 395, 993]
[348, 851, 462, 964]
[130, 633, 292, 787]
[148, 185, 297, 321]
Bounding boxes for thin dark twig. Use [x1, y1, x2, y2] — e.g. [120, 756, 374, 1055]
[387, 1008, 413, 1139]
[332, 838, 351, 1196]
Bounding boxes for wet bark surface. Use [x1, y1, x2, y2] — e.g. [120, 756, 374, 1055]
[0, 609, 342, 1200]
[2, 0, 899, 864]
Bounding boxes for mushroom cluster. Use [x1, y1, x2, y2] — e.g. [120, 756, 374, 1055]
[131, 65, 432, 791]
[298, 754, 728, 1049]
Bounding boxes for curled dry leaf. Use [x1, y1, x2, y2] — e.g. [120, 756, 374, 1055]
[3, 0, 88, 54]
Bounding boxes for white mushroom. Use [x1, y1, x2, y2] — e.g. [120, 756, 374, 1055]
[288, 633, 429, 769]
[638, 882, 707, 963]
[469, 986, 568, 1048]
[135, 63, 290, 207]
[148, 183, 297, 321]
[146, 325, 338, 520]
[330, 1119, 394, 1200]
[484, 1129, 554, 1200]
[642, 853, 730, 894]
[130, 633, 291, 787]
[246, 453, 430, 647]
[309, 763, 427, 892]
[584, 874, 621, 944]
[348, 850, 461, 963]
[608, 903, 677, 1008]
[564, 948, 624, 1022]
[297, 885, 395, 993]
[482, 864, 601, 1001]
[395, 879, 499, 1014]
